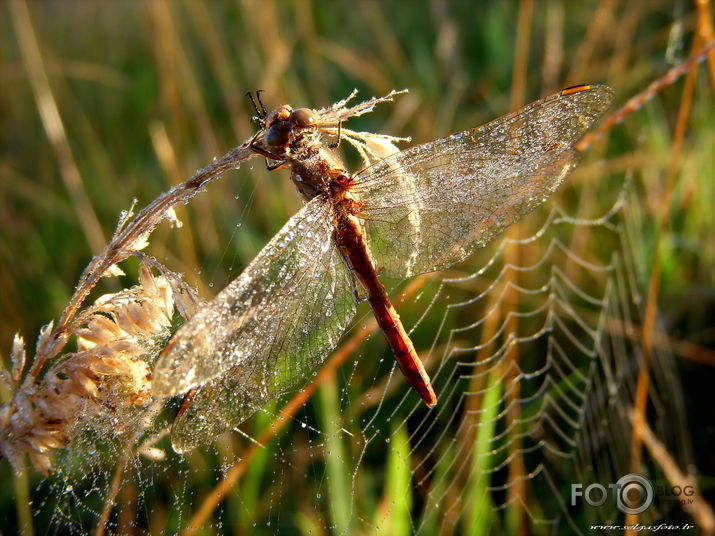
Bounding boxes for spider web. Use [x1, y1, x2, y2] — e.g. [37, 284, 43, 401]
[30, 172, 692, 535]
[293, 175, 691, 534]
[367, 177, 692, 534]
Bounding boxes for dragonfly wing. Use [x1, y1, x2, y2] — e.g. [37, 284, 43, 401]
[350, 85, 614, 278]
[153, 196, 357, 402]
[170, 368, 270, 453]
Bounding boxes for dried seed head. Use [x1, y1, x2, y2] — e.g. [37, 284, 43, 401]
[164, 207, 183, 228]
[102, 264, 126, 278]
[11, 334, 26, 383]
[0, 262, 176, 473]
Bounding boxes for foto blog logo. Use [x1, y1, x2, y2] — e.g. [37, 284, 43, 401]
[571, 474, 654, 514]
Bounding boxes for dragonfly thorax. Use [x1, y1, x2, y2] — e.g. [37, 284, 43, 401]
[289, 147, 348, 202]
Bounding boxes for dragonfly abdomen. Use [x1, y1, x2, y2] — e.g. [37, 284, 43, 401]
[334, 212, 437, 407]
[374, 304, 437, 407]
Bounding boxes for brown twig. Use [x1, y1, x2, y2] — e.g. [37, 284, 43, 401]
[629, 36, 698, 469]
[629, 409, 715, 535]
[24, 144, 255, 386]
[575, 306, 715, 367]
[575, 38, 715, 153]
[625, 34, 701, 533]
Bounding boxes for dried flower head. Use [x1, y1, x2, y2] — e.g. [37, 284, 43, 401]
[0, 263, 175, 474]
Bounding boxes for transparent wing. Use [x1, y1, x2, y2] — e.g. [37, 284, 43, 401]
[153, 196, 357, 404]
[350, 85, 614, 278]
[170, 370, 266, 452]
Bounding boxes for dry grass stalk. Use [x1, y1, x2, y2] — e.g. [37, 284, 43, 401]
[630, 409, 715, 535]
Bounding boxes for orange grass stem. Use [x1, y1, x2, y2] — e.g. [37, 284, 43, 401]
[625, 34, 702, 534]
[504, 1, 533, 532]
[630, 410, 715, 534]
[575, 38, 715, 152]
[695, 0, 715, 91]
[93, 454, 129, 536]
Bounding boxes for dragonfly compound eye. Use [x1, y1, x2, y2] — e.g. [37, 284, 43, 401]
[264, 105, 292, 127]
[289, 108, 316, 130]
[263, 120, 292, 149]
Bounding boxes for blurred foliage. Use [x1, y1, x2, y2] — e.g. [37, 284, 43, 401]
[1, 0, 714, 534]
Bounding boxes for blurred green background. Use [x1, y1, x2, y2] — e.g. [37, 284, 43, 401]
[1, 1, 714, 534]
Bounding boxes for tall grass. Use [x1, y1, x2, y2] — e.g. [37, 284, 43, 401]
[1, 1, 714, 535]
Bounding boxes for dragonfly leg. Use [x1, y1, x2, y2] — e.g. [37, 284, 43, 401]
[248, 131, 286, 170]
[339, 255, 367, 303]
[265, 158, 285, 171]
[255, 89, 268, 116]
[176, 388, 198, 418]
[246, 91, 266, 121]
[349, 270, 367, 302]
[249, 142, 282, 161]
[351, 278, 365, 302]
[328, 121, 342, 149]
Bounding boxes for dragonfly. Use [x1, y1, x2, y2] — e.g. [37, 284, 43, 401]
[153, 85, 614, 452]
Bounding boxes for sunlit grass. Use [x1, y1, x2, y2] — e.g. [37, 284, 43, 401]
[1, 1, 714, 534]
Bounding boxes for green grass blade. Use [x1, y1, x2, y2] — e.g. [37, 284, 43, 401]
[373, 422, 412, 536]
[418, 440, 454, 534]
[236, 400, 278, 529]
[318, 374, 352, 534]
[466, 370, 503, 536]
